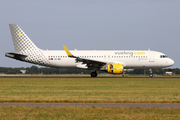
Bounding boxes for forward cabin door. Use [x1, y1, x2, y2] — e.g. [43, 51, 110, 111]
[149, 52, 154, 62]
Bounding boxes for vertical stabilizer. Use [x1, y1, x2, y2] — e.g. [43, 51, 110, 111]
[8, 24, 49, 66]
[9, 24, 39, 54]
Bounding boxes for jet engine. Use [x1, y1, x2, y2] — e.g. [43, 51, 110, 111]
[106, 64, 123, 74]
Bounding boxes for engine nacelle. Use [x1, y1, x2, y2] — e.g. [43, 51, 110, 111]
[107, 64, 123, 74]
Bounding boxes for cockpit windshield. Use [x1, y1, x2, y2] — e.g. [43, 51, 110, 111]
[160, 55, 168, 58]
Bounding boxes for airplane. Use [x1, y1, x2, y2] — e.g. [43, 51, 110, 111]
[5, 24, 174, 77]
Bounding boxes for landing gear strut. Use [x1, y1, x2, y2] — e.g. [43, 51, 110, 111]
[91, 72, 97, 77]
[149, 68, 153, 78]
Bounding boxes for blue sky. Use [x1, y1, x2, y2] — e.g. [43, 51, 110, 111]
[0, 0, 179, 68]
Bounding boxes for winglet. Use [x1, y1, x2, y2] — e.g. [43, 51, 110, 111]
[62, 45, 73, 57]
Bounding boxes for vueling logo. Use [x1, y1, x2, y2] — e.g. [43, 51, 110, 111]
[134, 52, 145, 55]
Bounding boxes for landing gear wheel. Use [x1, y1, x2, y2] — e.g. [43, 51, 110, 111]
[149, 73, 153, 78]
[91, 72, 97, 77]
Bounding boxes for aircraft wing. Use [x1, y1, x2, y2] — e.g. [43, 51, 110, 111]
[63, 45, 107, 69]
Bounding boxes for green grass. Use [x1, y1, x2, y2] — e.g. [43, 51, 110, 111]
[0, 106, 180, 120]
[0, 78, 180, 103]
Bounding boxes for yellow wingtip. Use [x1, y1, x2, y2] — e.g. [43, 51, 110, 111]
[62, 45, 72, 56]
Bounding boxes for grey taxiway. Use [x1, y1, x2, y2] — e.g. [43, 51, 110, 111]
[0, 103, 180, 108]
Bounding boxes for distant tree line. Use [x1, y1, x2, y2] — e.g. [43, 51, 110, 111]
[0, 66, 179, 75]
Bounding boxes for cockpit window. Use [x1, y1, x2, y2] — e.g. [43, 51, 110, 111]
[160, 55, 168, 58]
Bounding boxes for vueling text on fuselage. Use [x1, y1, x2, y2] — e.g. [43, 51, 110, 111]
[114, 51, 145, 56]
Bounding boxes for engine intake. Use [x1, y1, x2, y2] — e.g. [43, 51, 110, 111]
[107, 64, 123, 74]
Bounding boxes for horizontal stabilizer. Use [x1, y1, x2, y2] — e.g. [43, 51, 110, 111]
[5, 52, 27, 61]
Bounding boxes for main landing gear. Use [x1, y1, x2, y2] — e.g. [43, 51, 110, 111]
[91, 71, 97, 77]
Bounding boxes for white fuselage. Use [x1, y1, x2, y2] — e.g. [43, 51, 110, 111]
[41, 50, 174, 69]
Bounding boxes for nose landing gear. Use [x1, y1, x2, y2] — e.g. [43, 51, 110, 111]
[149, 68, 153, 78]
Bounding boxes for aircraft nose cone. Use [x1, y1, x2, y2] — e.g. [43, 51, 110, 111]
[171, 59, 174, 65]
[169, 59, 174, 66]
